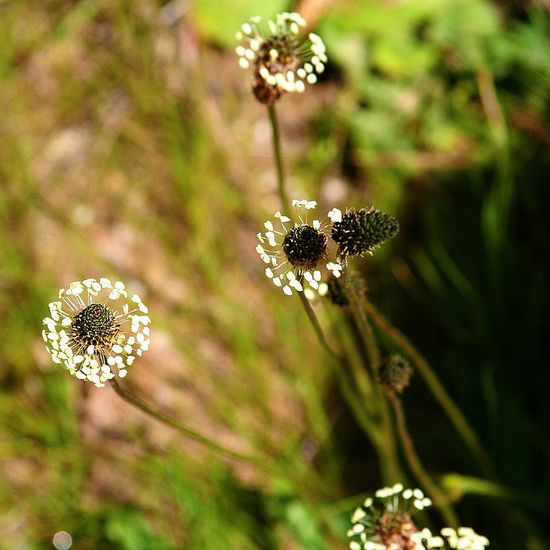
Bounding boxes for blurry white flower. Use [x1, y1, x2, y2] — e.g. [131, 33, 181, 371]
[348, 484, 489, 550]
[347, 484, 429, 549]
[42, 278, 150, 387]
[236, 12, 327, 105]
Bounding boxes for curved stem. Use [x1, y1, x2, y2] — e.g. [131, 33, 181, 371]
[361, 298, 495, 479]
[110, 377, 271, 469]
[388, 391, 459, 527]
[111, 380, 337, 502]
[268, 104, 290, 213]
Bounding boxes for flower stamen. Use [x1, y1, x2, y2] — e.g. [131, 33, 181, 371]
[43, 278, 150, 387]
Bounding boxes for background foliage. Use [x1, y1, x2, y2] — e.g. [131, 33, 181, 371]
[0, 0, 549, 548]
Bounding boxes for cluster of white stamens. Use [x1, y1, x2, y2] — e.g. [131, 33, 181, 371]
[348, 484, 429, 549]
[256, 200, 341, 297]
[410, 527, 490, 549]
[42, 278, 150, 387]
[235, 12, 327, 95]
[348, 485, 489, 550]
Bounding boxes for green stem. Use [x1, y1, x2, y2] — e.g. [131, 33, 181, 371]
[388, 391, 459, 527]
[111, 379, 338, 504]
[377, 393, 401, 483]
[266, 102, 384, 467]
[335, 309, 376, 407]
[110, 377, 271, 469]
[266, 100, 387, 458]
[339, 261, 381, 373]
[298, 293, 344, 367]
[339, 263, 402, 481]
[330, 266, 403, 482]
[361, 298, 495, 479]
[268, 104, 290, 213]
[266, 101, 402, 482]
[297, 293, 382, 443]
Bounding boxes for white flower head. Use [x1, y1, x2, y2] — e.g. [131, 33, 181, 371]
[348, 485, 489, 550]
[236, 12, 328, 105]
[42, 278, 150, 387]
[256, 200, 338, 296]
[347, 485, 429, 549]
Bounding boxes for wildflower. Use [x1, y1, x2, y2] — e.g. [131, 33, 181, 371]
[378, 355, 413, 394]
[331, 207, 399, 257]
[348, 485, 490, 550]
[235, 12, 327, 105]
[347, 484, 431, 550]
[42, 278, 150, 387]
[256, 200, 341, 296]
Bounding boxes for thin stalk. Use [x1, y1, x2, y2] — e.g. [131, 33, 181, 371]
[376, 391, 401, 483]
[338, 264, 402, 481]
[110, 377, 271, 469]
[268, 104, 290, 213]
[298, 292, 343, 365]
[266, 100, 402, 481]
[112, 377, 330, 494]
[339, 262, 381, 373]
[266, 101, 383, 457]
[388, 391, 459, 527]
[362, 298, 495, 479]
[330, 306, 376, 408]
[297, 295, 380, 439]
[328, 304, 403, 482]
[266, 101, 388, 461]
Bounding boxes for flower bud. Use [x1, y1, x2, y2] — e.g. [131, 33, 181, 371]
[378, 355, 413, 393]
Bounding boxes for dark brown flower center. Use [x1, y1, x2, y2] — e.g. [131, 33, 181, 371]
[282, 224, 327, 270]
[71, 303, 119, 350]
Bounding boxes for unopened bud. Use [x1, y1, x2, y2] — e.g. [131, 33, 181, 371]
[378, 355, 412, 393]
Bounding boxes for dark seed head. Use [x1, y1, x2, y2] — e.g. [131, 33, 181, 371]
[71, 303, 119, 350]
[282, 224, 327, 270]
[332, 208, 399, 257]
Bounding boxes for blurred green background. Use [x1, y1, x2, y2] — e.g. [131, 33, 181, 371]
[1, 0, 549, 548]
